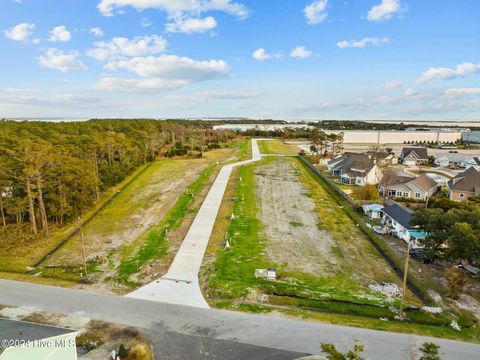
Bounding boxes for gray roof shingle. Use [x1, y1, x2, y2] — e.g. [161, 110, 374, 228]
[382, 201, 414, 229]
[448, 168, 480, 194]
[401, 147, 429, 160]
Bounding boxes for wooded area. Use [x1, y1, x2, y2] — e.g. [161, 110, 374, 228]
[412, 198, 480, 266]
[0, 119, 237, 237]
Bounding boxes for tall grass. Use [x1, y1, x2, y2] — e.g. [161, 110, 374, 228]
[117, 165, 216, 285]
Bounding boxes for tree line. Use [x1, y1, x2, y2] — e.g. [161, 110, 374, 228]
[412, 197, 480, 266]
[0, 119, 237, 237]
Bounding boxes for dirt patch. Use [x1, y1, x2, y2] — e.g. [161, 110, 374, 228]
[46, 161, 200, 267]
[254, 158, 338, 274]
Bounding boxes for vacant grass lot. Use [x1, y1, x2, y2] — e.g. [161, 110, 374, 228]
[205, 157, 415, 304]
[258, 139, 301, 155]
[0, 142, 244, 288]
[202, 156, 479, 341]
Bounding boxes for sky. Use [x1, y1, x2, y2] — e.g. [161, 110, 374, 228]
[1, 0, 480, 120]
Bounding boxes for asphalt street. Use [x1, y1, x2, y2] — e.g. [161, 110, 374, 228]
[0, 279, 479, 359]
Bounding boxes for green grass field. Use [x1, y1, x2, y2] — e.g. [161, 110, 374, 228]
[116, 164, 216, 285]
[258, 139, 301, 154]
[202, 156, 479, 342]
[0, 142, 246, 287]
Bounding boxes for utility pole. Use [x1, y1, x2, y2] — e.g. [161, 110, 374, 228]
[400, 240, 411, 318]
[78, 218, 88, 278]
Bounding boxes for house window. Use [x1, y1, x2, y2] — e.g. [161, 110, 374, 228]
[415, 192, 421, 198]
[459, 193, 465, 198]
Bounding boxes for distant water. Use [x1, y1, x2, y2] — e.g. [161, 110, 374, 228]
[7, 117, 90, 122]
[5, 118, 480, 128]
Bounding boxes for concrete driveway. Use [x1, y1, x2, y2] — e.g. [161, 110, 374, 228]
[127, 139, 268, 308]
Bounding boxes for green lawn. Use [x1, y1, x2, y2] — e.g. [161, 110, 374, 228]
[258, 139, 301, 155]
[0, 142, 246, 287]
[204, 157, 412, 305]
[202, 156, 479, 342]
[117, 164, 216, 285]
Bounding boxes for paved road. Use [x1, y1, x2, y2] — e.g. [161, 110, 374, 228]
[1, 279, 479, 360]
[127, 139, 268, 308]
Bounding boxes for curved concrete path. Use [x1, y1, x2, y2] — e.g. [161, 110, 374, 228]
[127, 139, 268, 308]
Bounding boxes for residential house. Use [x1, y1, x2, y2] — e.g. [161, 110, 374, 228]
[380, 200, 426, 247]
[361, 203, 384, 219]
[366, 151, 399, 166]
[379, 172, 438, 200]
[447, 167, 480, 201]
[434, 153, 480, 170]
[0, 319, 78, 360]
[400, 147, 429, 166]
[327, 153, 383, 186]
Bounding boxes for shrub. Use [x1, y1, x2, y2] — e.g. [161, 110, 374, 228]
[419, 342, 441, 360]
[353, 185, 380, 201]
[118, 344, 129, 359]
[445, 268, 465, 300]
[321, 341, 365, 360]
[76, 331, 105, 352]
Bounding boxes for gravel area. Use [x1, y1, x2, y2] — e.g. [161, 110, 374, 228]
[254, 158, 339, 274]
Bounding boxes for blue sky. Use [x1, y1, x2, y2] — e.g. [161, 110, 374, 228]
[1, 0, 479, 120]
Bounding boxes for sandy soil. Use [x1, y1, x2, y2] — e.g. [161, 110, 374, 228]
[254, 158, 339, 274]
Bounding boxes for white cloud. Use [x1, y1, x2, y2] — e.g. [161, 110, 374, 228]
[367, 0, 405, 22]
[384, 80, 402, 89]
[4, 23, 35, 42]
[141, 17, 152, 27]
[252, 48, 280, 61]
[168, 90, 260, 102]
[417, 62, 480, 83]
[87, 35, 167, 61]
[97, 0, 249, 19]
[337, 37, 389, 49]
[37, 48, 87, 72]
[0, 93, 103, 108]
[166, 16, 217, 33]
[107, 55, 229, 79]
[403, 88, 420, 98]
[89, 27, 104, 37]
[290, 46, 313, 59]
[444, 88, 480, 98]
[304, 0, 328, 25]
[48, 25, 71, 42]
[94, 77, 187, 92]
[95, 54, 230, 92]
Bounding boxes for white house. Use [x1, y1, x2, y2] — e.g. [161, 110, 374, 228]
[380, 200, 426, 247]
[361, 203, 384, 219]
[327, 153, 383, 186]
[434, 153, 480, 169]
[400, 147, 429, 166]
[0, 319, 78, 360]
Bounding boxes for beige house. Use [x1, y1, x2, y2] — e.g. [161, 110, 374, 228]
[447, 168, 480, 201]
[400, 147, 429, 166]
[379, 172, 438, 200]
[327, 153, 383, 186]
